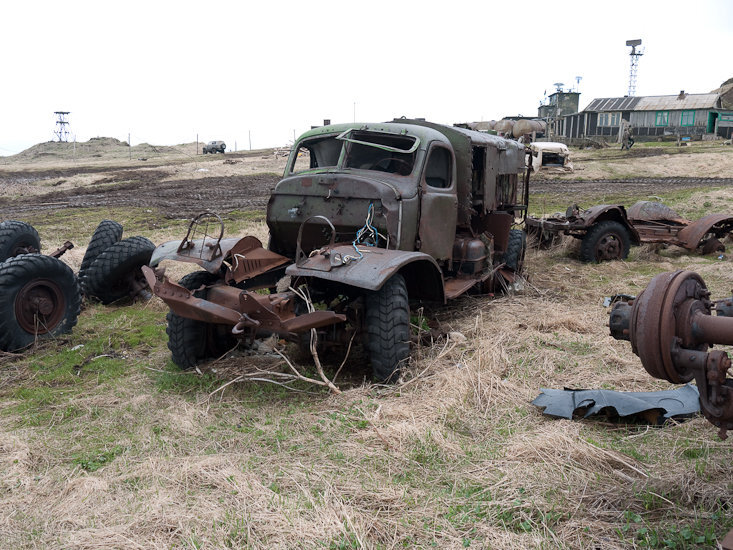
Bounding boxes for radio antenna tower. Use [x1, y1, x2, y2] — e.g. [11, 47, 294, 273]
[54, 111, 71, 142]
[626, 39, 643, 96]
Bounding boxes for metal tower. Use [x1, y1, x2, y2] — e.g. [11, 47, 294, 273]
[54, 111, 71, 142]
[626, 39, 643, 96]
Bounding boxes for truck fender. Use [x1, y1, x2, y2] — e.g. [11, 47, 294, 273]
[583, 205, 640, 245]
[285, 245, 445, 303]
[677, 214, 733, 250]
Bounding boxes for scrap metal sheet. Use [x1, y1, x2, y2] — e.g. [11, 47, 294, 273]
[533, 384, 700, 420]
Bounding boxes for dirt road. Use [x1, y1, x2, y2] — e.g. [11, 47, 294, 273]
[3, 163, 733, 220]
[0, 171, 280, 218]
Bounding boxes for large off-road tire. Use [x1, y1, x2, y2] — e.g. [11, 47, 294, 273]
[365, 273, 410, 383]
[78, 220, 123, 295]
[0, 220, 41, 262]
[166, 271, 237, 369]
[84, 236, 155, 304]
[0, 254, 81, 352]
[580, 221, 631, 263]
[503, 229, 527, 272]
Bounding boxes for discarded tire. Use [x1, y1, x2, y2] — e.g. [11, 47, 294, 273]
[84, 236, 155, 304]
[580, 221, 631, 263]
[78, 220, 123, 295]
[503, 229, 527, 272]
[0, 220, 41, 262]
[365, 273, 410, 383]
[0, 254, 81, 351]
[167, 271, 237, 368]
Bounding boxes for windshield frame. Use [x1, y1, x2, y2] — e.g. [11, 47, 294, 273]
[335, 129, 420, 154]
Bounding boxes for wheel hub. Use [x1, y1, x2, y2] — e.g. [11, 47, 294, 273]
[15, 279, 66, 334]
[596, 234, 621, 261]
[629, 270, 707, 383]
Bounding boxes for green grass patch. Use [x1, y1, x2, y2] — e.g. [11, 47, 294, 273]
[72, 444, 126, 472]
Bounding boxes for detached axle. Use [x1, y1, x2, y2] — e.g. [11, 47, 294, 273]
[610, 271, 733, 438]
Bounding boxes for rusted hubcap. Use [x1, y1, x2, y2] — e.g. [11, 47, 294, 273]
[630, 270, 707, 383]
[15, 279, 66, 334]
[595, 233, 622, 261]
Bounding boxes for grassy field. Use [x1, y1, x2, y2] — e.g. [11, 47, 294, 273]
[0, 141, 732, 548]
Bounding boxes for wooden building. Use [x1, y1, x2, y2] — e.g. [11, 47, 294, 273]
[558, 91, 733, 141]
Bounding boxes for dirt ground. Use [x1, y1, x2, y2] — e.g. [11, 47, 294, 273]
[0, 138, 732, 549]
[2, 140, 733, 220]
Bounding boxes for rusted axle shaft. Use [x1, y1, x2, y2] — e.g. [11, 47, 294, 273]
[609, 270, 733, 438]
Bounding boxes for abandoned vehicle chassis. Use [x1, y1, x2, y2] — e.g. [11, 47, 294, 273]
[526, 201, 733, 260]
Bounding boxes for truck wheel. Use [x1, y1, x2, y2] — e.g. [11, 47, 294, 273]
[83, 236, 155, 304]
[580, 221, 631, 263]
[78, 220, 123, 295]
[166, 271, 236, 369]
[365, 273, 410, 383]
[503, 229, 527, 272]
[0, 220, 41, 262]
[0, 254, 81, 352]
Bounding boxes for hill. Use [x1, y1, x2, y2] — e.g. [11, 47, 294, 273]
[712, 76, 733, 109]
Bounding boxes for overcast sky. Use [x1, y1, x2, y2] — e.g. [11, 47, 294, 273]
[1, 0, 731, 156]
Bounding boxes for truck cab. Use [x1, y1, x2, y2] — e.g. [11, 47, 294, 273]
[268, 120, 528, 288]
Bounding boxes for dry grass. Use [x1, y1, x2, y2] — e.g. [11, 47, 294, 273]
[1, 144, 733, 548]
[542, 141, 733, 181]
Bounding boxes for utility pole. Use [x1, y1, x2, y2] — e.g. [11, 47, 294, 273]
[128, 132, 131, 160]
[196, 133, 199, 155]
[248, 130, 251, 151]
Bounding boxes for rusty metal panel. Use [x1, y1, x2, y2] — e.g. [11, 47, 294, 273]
[226, 239, 290, 283]
[149, 237, 244, 272]
[677, 214, 733, 250]
[482, 212, 512, 253]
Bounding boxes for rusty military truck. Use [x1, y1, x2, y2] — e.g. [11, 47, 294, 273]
[144, 120, 529, 381]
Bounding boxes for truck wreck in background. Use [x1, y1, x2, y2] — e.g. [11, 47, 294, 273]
[527, 201, 733, 262]
[145, 120, 530, 381]
[610, 271, 733, 438]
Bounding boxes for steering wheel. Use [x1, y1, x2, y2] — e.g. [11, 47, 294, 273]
[371, 157, 412, 174]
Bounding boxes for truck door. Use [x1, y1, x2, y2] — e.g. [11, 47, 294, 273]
[418, 144, 457, 261]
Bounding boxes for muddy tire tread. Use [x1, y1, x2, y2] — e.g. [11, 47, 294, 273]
[0, 220, 41, 262]
[79, 220, 123, 295]
[365, 273, 410, 383]
[580, 220, 631, 263]
[84, 236, 155, 304]
[166, 270, 234, 369]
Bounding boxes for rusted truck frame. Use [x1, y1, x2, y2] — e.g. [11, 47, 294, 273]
[609, 271, 733, 439]
[146, 120, 530, 381]
[526, 201, 733, 262]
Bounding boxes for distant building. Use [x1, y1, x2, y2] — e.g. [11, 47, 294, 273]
[538, 91, 580, 137]
[560, 91, 733, 141]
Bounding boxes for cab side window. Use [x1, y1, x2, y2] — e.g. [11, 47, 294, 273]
[424, 147, 451, 189]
